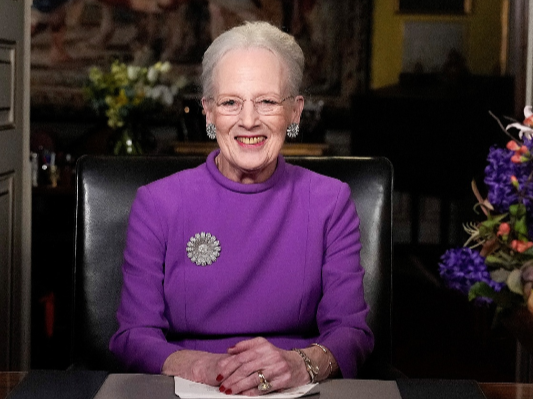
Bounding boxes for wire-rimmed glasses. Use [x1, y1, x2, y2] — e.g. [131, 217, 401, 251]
[209, 95, 294, 116]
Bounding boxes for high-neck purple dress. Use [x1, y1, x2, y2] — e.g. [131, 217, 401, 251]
[109, 150, 374, 377]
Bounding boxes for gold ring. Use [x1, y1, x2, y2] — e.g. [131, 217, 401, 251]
[257, 371, 272, 391]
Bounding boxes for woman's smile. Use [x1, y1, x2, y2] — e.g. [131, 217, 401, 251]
[235, 136, 267, 146]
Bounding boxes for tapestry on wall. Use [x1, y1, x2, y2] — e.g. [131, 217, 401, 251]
[30, 0, 372, 120]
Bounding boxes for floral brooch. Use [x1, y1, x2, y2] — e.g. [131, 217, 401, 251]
[186, 232, 221, 266]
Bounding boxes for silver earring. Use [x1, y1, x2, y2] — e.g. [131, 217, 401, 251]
[286, 123, 299, 138]
[206, 123, 216, 140]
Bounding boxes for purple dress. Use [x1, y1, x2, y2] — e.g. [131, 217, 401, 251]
[109, 150, 374, 377]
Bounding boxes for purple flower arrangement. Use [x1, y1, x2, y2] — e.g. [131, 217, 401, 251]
[485, 139, 533, 221]
[439, 247, 504, 303]
[439, 107, 533, 314]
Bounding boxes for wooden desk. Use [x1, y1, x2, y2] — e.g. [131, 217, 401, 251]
[479, 382, 533, 399]
[2, 372, 533, 399]
[173, 142, 330, 156]
[0, 372, 25, 398]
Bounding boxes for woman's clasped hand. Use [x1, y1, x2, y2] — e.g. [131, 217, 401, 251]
[162, 337, 312, 396]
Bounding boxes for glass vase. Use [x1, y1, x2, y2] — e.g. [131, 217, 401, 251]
[109, 125, 144, 155]
[502, 307, 533, 382]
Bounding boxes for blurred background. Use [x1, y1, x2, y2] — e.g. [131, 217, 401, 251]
[13, 0, 533, 381]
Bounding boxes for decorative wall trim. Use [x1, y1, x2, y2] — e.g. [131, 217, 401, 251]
[0, 40, 15, 130]
[0, 172, 14, 370]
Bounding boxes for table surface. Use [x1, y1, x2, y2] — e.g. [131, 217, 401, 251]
[2, 372, 533, 399]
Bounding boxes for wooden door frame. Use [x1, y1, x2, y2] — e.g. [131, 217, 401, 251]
[0, 0, 31, 371]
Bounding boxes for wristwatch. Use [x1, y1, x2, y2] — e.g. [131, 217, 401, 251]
[292, 348, 319, 383]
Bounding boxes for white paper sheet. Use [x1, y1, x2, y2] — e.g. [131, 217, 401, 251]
[174, 376, 318, 399]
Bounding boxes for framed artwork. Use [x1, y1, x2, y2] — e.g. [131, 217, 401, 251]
[402, 21, 466, 73]
[30, 0, 372, 122]
[396, 0, 472, 15]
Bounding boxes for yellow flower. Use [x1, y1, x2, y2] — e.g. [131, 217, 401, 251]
[132, 92, 144, 106]
[116, 89, 129, 107]
[154, 61, 171, 73]
[105, 95, 114, 107]
[127, 65, 141, 81]
[85, 59, 182, 130]
[147, 66, 159, 83]
[110, 61, 128, 86]
[88, 67, 103, 84]
[105, 107, 124, 129]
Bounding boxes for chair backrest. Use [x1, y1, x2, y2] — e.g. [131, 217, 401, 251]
[73, 155, 393, 376]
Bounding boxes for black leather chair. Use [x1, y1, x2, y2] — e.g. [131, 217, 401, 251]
[72, 155, 399, 379]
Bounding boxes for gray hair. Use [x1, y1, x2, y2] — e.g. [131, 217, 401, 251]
[201, 21, 305, 98]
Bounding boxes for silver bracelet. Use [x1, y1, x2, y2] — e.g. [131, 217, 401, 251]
[311, 343, 333, 378]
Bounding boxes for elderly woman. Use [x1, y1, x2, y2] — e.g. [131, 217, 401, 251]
[109, 21, 373, 395]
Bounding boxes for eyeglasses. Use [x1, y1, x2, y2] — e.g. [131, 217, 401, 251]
[209, 95, 294, 116]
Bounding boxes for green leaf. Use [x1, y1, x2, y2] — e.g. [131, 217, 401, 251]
[488, 214, 508, 223]
[485, 255, 511, 267]
[468, 282, 498, 301]
[513, 217, 529, 238]
[506, 269, 523, 295]
[468, 282, 524, 309]
[478, 215, 510, 237]
[500, 251, 516, 262]
[479, 219, 499, 230]
[522, 246, 533, 256]
[510, 203, 527, 217]
[490, 268, 511, 283]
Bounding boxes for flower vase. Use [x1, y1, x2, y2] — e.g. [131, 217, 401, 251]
[502, 307, 533, 354]
[109, 124, 155, 155]
[501, 307, 533, 382]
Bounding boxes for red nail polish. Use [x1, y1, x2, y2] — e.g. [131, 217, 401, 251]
[216, 374, 224, 382]
[219, 386, 225, 392]
[225, 389, 232, 395]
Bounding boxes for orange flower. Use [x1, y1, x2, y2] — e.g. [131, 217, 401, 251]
[497, 222, 511, 236]
[507, 140, 521, 151]
[511, 240, 533, 253]
[511, 153, 523, 163]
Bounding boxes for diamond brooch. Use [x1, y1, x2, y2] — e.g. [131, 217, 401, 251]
[186, 232, 221, 266]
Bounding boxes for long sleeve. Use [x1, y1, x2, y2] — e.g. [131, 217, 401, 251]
[109, 186, 182, 373]
[108, 154, 374, 375]
[313, 183, 374, 377]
